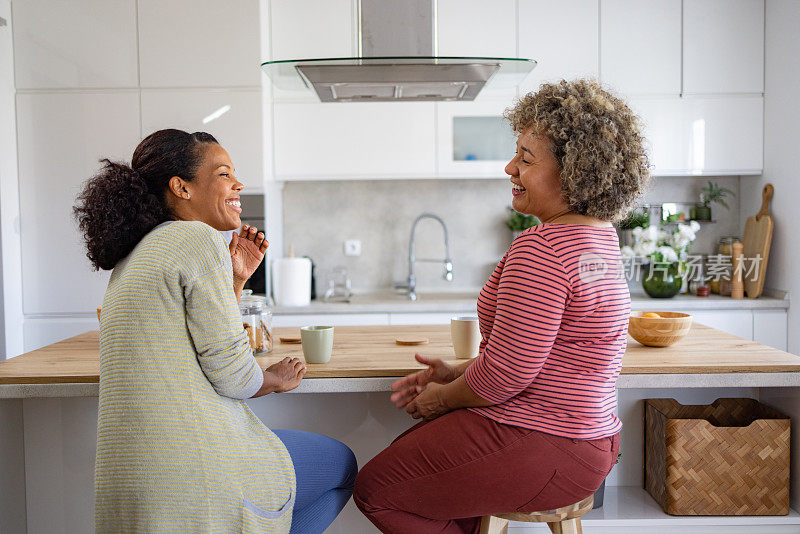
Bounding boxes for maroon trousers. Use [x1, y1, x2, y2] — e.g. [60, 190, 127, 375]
[354, 409, 619, 534]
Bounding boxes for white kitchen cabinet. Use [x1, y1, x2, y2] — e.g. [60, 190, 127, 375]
[16, 91, 140, 314]
[753, 310, 788, 351]
[683, 0, 764, 94]
[269, 0, 353, 61]
[689, 310, 787, 350]
[436, 0, 518, 101]
[23, 317, 99, 353]
[600, 0, 681, 96]
[436, 100, 515, 178]
[389, 313, 458, 325]
[680, 95, 763, 175]
[12, 0, 138, 89]
[690, 310, 753, 340]
[518, 0, 599, 94]
[630, 95, 763, 175]
[141, 89, 264, 192]
[273, 102, 436, 179]
[272, 313, 388, 327]
[268, 0, 355, 103]
[437, 0, 516, 58]
[628, 97, 686, 175]
[138, 0, 261, 87]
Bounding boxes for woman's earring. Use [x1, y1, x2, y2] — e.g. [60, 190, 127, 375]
[186, 194, 191, 199]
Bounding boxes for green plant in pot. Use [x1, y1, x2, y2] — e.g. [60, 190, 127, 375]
[692, 181, 735, 221]
[620, 221, 700, 298]
[617, 209, 650, 231]
[616, 208, 650, 248]
[505, 207, 540, 239]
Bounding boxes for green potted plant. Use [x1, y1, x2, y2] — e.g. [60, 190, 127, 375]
[692, 181, 735, 221]
[618, 210, 650, 230]
[616, 209, 650, 248]
[621, 222, 700, 298]
[505, 207, 540, 239]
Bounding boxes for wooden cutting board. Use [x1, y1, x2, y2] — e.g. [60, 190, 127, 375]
[742, 184, 774, 298]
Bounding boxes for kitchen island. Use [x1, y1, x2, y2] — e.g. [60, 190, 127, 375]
[2, 324, 800, 533]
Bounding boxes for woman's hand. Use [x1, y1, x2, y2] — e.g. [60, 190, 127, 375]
[263, 357, 306, 394]
[405, 383, 450, 420]
[390, 353, 457, 409]
[230, 224, 268, 284]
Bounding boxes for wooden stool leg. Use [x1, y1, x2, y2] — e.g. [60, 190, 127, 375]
[547, 518, 582, 534]
[479, 515, 509, 534]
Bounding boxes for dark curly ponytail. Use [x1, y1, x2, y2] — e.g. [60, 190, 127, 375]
[74, 129, 219, 270]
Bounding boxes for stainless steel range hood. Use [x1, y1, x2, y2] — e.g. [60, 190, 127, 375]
[261, 0, 536, 102]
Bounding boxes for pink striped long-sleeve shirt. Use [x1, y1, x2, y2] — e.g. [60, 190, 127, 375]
[464, 224, 629, 439]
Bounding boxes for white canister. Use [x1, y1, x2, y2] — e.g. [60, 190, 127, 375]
[272, 257, 312, 306]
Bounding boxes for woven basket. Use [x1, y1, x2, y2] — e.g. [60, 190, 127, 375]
[645, 398, 790, 515]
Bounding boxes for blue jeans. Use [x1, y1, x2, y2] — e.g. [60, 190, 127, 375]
[273, 429, 358, 534]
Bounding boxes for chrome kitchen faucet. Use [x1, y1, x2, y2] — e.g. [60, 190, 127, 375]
[394, 213, 453, 301]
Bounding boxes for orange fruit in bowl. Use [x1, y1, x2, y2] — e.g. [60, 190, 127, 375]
[641, 312, 662, 319]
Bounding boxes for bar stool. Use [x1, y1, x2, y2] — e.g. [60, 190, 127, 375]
[479, 494, 593, 534]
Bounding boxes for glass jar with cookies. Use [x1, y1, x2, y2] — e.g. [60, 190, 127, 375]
[239, 290, 272, 354]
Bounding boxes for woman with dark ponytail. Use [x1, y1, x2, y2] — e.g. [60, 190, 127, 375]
[75, 129, 356, 534]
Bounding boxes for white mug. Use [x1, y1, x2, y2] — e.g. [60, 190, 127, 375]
[451, 316, 480, 359]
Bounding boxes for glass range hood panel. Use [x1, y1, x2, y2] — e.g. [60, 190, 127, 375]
[261, 57, 536, 101]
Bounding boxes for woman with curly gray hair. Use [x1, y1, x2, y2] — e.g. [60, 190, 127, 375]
[355, 79, 650, 534]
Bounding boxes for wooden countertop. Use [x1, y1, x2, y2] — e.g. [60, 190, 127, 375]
[1, 324, 799, 385]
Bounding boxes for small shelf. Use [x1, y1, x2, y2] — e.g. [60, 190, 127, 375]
[509, 487, 800, 531]
[662, 219, 716, 225]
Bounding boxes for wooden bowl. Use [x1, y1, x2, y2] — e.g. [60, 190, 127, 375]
[629, 311, 692, 347]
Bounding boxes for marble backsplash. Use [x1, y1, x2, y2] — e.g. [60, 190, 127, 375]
[278, 176, 743, 293]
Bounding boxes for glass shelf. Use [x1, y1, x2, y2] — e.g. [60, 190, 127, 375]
[645, 202, 721, 225]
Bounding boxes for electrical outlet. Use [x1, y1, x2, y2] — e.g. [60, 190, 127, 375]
[344, 239, 361, 257]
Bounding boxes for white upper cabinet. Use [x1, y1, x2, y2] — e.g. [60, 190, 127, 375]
[263, 0, 765, 178]
[628, 97, 686, 175]
[683, 0, 764, 94]
[267, 0, 354, 102]
[269, 0, 353, 60]
[138, 0, 261, 87]
[140, 89, 264, 192]
[600, 0, 681, 96]
[12, 0, 138, 89]
[436, 0, 517, 100]
[437, 100, 515, 178]
[630, 95, 763, 175]
[273, 102, 436, 179]
[680, 95, 763, 174]
[437, 0, 516, 58]
[16, 91, 140, 314]
[518, 0, 599, 94]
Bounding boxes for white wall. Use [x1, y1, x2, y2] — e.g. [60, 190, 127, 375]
[741, 0, 800, 355]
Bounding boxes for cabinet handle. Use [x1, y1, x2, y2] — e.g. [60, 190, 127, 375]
[0, 17, 6, 27]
